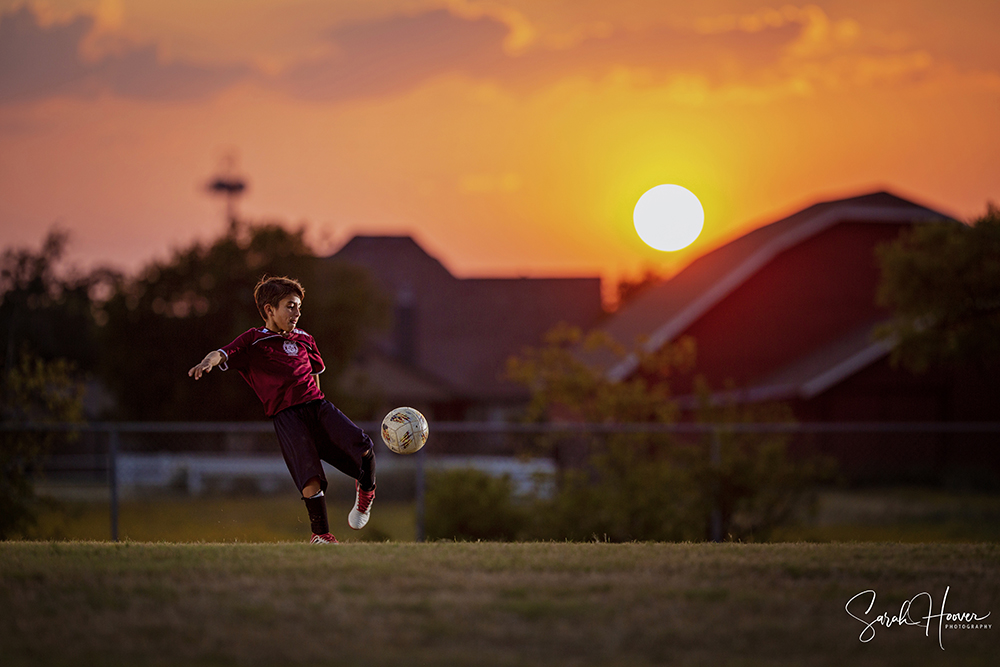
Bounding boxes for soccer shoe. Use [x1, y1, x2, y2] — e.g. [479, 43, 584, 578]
[348, 482, 376, 530]
[310, 532, 338, 544]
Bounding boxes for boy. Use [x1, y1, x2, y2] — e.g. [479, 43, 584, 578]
[187, 275, 376, 544]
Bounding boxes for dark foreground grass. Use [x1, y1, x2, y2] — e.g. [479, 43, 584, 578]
[1, 542, 996, 667]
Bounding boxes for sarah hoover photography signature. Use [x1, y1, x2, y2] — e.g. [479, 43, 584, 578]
[845, 586, 991, 650]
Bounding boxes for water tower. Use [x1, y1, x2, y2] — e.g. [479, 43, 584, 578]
[206, 153, 247, 223]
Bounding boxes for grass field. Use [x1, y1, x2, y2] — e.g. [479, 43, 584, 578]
[1, 541, 996, 666]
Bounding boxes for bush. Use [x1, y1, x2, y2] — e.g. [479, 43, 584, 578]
[522, 436, 700, 542]
[1, 352, 84, 539]
[425, 469, 527, 541]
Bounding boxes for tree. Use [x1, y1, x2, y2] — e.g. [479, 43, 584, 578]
[505, 325, 697, 541]
[690, 379, 833, 541]
[1, 229, 116, 378]
[505, 326, 829, 542]
[876, 205, 1000, 372]
[614, 268, 663, 309]
[100, 220, 390, 420]
[0, 352, 84, 539]
[0, 230, 100, 538]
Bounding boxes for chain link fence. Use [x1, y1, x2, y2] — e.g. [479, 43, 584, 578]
[6, 421, 1000, 541]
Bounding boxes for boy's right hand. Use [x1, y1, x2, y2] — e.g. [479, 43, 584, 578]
[188, 351, 222, 380]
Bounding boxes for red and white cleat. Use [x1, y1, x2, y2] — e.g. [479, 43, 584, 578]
[348, 482, 376, 530]
[310, 532, 338, 544]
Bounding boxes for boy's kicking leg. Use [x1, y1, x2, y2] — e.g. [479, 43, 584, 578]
[311, 401, 377, 530]
[349, 448, 377, 529]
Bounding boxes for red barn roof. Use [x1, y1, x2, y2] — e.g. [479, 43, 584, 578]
[599, 191, 952, 402]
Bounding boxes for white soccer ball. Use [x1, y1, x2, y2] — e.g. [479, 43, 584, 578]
[380, 406, 429, 455]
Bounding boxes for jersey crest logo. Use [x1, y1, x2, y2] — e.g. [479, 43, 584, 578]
[282, 340, 299, 356]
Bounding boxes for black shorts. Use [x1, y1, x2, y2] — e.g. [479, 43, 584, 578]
[272, 400, 374, 494]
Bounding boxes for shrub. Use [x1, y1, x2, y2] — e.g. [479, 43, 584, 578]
[425, 469, 527, 541]
[1, 352, 84, 539]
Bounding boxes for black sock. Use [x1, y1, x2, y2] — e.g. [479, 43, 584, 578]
[359, 449, 376, 492]
[303, 492, 329, 535]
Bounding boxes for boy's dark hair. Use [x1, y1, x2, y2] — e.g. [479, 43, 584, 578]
[254, 276, 305, 319]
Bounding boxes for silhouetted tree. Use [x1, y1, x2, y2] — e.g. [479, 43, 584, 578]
[1, 229, 116, 379]
[0, 230, 105, 537]
[876, 204, 1000, 372]
[615, 269, 662, 308]
[100, 220, 389, 420]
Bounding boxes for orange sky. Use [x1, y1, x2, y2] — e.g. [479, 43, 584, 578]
[2, 0, 999, 302]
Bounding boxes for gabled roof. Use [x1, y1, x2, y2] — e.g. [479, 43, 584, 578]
[601, 191, 951, 382]
[333, 235, 455, 287]
[327, 235, 604, 401]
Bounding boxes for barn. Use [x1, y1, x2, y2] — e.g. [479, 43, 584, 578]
[597, 191, 1000, 484]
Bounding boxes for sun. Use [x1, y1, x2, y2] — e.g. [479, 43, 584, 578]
[633, 184, 704, 251]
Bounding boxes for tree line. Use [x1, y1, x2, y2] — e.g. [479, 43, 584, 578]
[1, 220, 389, 423]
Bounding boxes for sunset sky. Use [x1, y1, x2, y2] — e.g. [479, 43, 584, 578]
[2, 0, 998, 300]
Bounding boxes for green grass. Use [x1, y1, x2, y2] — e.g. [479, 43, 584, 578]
[1, 541, 996, 666]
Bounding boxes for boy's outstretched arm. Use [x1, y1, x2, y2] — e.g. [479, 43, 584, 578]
[188, 350, 224, 380]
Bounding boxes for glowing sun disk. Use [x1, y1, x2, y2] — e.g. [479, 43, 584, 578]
[633, 184, 704, 251]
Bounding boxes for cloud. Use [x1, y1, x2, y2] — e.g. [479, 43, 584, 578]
[92, 43, 250, 101]
[277, 9, 510, 101]
[0, 6, 92, 102]
[0, 5, 249, 104]
[1, 3, 979, 108]
[503, 20, 802, 90]
[275, 6, 890, 107]
[626, 5, 946, 105]
[273, 5, 804, 102]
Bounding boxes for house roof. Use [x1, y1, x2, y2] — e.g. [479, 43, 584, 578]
[600, 191, 951, 383]
[328, 235, 604, 402]
[333, 235, 455, 288]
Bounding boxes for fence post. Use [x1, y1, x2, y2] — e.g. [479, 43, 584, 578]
[415, 446, 426, 543]
[108, 428, 119, 542]
[710, 430, 722, 543]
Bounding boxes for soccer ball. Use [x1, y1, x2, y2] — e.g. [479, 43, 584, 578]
[380, 406, 429, 455]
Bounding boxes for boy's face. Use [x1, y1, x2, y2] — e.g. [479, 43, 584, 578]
[265, 295, 302, 333]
